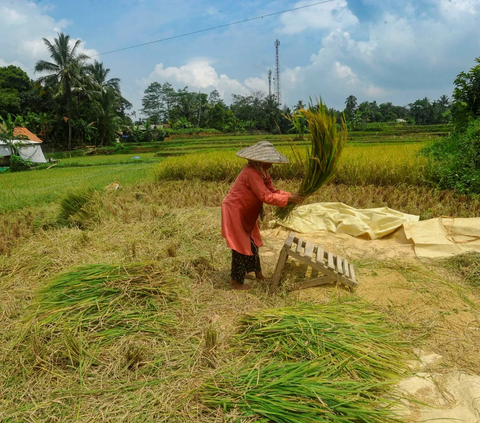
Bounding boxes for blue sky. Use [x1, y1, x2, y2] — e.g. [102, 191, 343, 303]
[1, 0, 479, 116]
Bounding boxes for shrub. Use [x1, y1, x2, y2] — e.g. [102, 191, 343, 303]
[422, 119, 480, 194]
[9, 155, 33, 172]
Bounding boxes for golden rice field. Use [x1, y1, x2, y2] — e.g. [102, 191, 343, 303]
[154, 143, 429, 186]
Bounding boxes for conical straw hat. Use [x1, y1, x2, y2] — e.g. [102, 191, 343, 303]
[236, 141, 289, 164]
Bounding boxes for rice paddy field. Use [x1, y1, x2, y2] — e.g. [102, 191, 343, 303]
[1, 125, 480, 422]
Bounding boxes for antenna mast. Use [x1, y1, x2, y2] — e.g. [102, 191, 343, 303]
[268, 69, 272, 96]
[274, 39, 281, 105]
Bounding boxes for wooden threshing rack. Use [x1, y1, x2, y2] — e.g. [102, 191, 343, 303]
[271, 232, 358, 292]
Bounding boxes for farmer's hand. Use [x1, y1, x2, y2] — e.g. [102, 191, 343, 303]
[288, 193, 304, 204]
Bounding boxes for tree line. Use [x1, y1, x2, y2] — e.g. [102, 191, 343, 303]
[1, 31, 479, 151]
[0, 33, 131, 151]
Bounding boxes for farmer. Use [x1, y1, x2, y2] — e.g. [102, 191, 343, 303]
[221, 141, 303, 290]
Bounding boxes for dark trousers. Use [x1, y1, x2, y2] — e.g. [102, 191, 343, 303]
[231, 239, 261, 284]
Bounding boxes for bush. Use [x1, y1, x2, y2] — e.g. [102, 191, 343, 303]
[422, 119, 480, 194]
[9, 155, 33, 172]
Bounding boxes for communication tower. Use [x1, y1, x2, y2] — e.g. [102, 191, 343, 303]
[268, 69, 272, 96]
[274, 39, 281, 105]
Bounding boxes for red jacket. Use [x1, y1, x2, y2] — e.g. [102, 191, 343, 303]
[221, 164, 290, 255]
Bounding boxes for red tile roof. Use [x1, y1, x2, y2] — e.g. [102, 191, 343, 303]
[13, 127, 43, 143]
[0, 125, 43, 143]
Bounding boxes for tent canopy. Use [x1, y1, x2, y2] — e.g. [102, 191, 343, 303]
[0, 139, 47, 164]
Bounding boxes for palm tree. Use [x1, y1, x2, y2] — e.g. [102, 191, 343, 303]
[34, 32, 90, 150]
[86, 60, 121, 95]
[94, 88, 122, 146]
[344, 95, 358, 119]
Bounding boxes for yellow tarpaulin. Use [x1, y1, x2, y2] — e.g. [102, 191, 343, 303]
[276, 202, 419, 240]
[403, 217, 480, 258]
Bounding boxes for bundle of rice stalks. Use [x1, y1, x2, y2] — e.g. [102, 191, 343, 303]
[30, 263, 178, 343]
[201, 359, 401, 423]
[57, 188, 97, 227]
[236, 300, 411, 381]
[275, 101, 347, 220]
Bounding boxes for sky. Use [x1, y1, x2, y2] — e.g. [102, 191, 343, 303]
[0, 0, 479, 116]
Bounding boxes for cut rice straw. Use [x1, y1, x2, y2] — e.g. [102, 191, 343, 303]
[29, 263, 178, 343]
[201, 299, 411, 423]
[275, 100, 347, 219]
[236, 299, 412, 381]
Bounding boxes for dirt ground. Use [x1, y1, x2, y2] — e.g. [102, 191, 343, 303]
[259, 227, 480, 423]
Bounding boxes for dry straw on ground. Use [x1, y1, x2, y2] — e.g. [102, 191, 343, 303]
[1, 179, 480, 421]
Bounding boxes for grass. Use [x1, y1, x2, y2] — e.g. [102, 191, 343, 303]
[275, 104, 348, 219]
[2, 126, 480, 421]
[200, 299, 412, 422]
[0, 162, 153, 213]
[53, 152, 162, 166]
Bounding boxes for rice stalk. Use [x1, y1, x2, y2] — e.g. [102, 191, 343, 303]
[57, 188, 96, 227]
[236, 299, 411, 381]
[275, 101, 347, 219]
[201, 299, 410, 422]
[201, 358, 401, 423]
[30, 263, 178, 343]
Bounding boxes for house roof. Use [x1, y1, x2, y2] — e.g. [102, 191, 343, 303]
[0, 125, 43, 143]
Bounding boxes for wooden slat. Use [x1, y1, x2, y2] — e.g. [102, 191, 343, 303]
[296, 238, 304, 254]
[270, 247, 289, 293]
[304, 241, 314, 259]
[349, 264, 357, 283]
[337, 256, 344, 275]
[285, 232, 295, 248]
[292, 276, 331, 291]
[316, 246, 324, 264]
[287, 250, 335, 282]
[327, 252, 335, 270]
[343, 259, 350, 278]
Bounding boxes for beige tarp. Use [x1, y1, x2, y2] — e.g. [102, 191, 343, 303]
[275, 203, 480, 259]
[403, 217, 480, 258]
[276, 202, 419, 240]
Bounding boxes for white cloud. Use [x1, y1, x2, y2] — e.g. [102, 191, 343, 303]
[244, 77, 268, 92]
[437, 0, 479, 16]
[149, 60, 219, 88]
[279, 0, 480, 110]
[0, 58, 26, 69]
[280, 0, 358, 34]
[139, 59, 269, 102]
[0, 0, 97, 77]
[333, 62, 358, 84]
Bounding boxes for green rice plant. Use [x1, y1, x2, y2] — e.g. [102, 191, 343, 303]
[236, 299, 411, 381]
[0, 163, 153, 213]
[202, 358, 401, 423]
[275, 102, 347, 219]
[30, 263, 178, 343]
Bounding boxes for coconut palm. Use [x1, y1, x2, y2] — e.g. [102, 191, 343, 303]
[86, 60, 121, 95]
[34, 32, 90, 150]
[94, 88, 122, 146]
